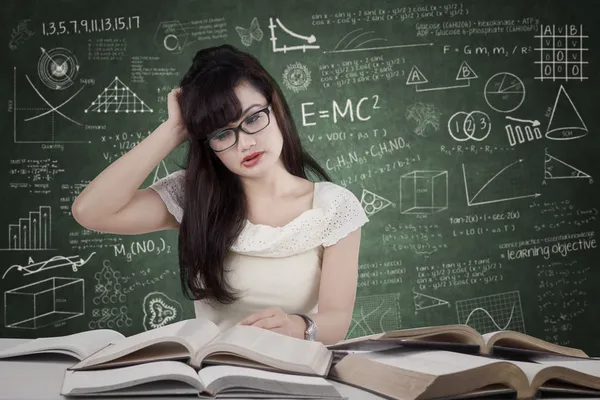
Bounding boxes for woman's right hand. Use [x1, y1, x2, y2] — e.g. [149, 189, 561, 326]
[167, 88, 188, 141]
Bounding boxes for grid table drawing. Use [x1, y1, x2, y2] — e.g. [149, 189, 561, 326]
[535, 24, 588, 81]
[456, 291, 526, 334]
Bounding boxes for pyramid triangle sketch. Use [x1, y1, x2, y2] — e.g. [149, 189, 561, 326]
[544, 149, 591, 179]
[456, 61, 477, 80]
[361, 189, 393, 216]
[85, 77, 153, 113]
[406, 66, 428, 85]
[413, 290, 449, 310]
[545, 85, 587, 140]
[152, 160, 170, 184]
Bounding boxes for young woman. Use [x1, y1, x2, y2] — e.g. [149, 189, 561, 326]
[72, 44, 369, 345]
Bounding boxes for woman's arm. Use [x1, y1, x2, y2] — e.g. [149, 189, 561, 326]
[306, 227, 361, 345]
[72, 89, 187, 234]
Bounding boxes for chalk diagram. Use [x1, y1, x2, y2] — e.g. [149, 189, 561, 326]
[413, 288, 450, 313]
[448, 111, 491, 142]
[504, 117, 542, 147]
[406, 102, 441, 137]
[534, 24, 588, 82]
[12, 65, 88, 144]
[406, 61, 477, 92]
[9, 19, 34, 50]
[346, 293, 401, 339]
[4, 277, 85, 329]
[142, 291, 183, 330]
[269, 17, 319, 53]
[154, 20, 204, 53]
[282, 62, 311, 93]
[324, 27, 433, 54]
[545, 85, 588, 140]
[462, 160, 541, 207]
[236, 17, 263, 47]
[38, 47, 79, 90]
[544, 148, 592, 181]
[89, 259, 132, 329]
[1, 205, 53, 251]
[85, 77, 153, 114]
[456, 291, 526, 334]
[152, 160, 170, 184]
[400, 171, 448, 214]
[484, 72, 525, 113]
[2, 252, 96, 279]
[360, 189, 394, 217]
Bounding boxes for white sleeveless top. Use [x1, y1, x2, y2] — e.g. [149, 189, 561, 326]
[149, 170, 369, 330]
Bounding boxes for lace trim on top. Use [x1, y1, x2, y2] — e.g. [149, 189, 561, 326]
[149, 172, 369, 258]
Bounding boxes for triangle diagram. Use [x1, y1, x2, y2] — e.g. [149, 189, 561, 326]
[456, 61, 478, 80]
[152, 160, 170, 184]
[413, 289, 449, 311]
[406, 66, 428, 85]
[360, 189, 393, 216]
[545, 85, 587, 140]
[544, 150, 591, 179]
[85, 77, 153, 114]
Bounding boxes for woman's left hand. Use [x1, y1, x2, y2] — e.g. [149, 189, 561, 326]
[238, 307, 305, 339]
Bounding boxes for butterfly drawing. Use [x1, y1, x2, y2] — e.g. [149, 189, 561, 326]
[235, 17, 263, 47]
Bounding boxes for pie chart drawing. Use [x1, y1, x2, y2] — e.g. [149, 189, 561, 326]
[484, 72, 526, 113]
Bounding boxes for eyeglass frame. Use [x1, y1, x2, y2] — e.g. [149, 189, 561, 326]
[205, 104, 272, 152]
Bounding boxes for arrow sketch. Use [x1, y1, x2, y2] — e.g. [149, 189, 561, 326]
[2, 252, 96, 279]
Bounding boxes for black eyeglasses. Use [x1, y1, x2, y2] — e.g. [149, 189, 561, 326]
[206, 105, 271, 152]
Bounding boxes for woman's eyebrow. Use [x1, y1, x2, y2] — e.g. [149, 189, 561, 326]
[220, 104, 263, 131]
[240, 103, 263, 117]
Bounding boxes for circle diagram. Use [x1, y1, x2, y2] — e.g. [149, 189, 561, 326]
[37, 47, 79, 90]
[283, 62, 311, 93]
[484, 72, 525, 113]
[448, 111, 492, 142]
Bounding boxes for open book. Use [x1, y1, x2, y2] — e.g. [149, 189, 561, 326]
[65, 318, 332, 377]
[327, 324, 588, 358]
[328, 348, 600, 400]
[0, 330, 125, 360]
[61, 361, 343, 398]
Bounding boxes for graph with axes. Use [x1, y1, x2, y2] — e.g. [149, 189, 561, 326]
[12, 48, 89, 144]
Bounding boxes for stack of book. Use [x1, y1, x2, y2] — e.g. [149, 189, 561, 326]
[0, 317, 340, 398]
[1, 317, 599, 399]
[326, 324, 600, 399]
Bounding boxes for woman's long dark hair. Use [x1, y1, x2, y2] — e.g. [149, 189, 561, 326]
[177, 44, 331, 305]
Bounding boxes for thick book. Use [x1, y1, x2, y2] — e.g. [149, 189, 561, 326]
[1, 318, 333, 377]
[327, 348, 600, 400]
[60, 360, 344, 398]
[327, 324, 588, 358]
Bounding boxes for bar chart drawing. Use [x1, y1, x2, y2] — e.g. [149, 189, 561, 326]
[5, 205, 52, 251]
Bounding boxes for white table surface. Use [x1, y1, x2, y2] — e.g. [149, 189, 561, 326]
[0, 338, 384, 400]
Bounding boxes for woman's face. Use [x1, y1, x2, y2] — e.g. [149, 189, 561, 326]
[211, 82, 284, 178]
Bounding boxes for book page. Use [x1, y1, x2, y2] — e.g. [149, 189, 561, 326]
[195, 324, 329, 374]
[527, 357, 600, 378]
[74, 318, 219, 368]
[355, 348, 506, 375]
[198, 365, 333, 387]
[0, 329, 124, 360]
[61, 360, 203, 395]
[481, 331, 588, 357]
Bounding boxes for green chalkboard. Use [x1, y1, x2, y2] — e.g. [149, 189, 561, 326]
[2, 0, 599, 356]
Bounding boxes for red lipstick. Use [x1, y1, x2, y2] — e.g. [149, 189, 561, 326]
[241, 152, 264, 167]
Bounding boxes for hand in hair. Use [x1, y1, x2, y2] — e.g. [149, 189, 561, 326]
[166, 88, 188, 141]
[237, 306, 306, 340]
